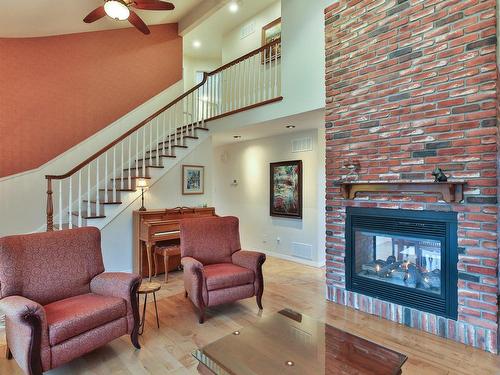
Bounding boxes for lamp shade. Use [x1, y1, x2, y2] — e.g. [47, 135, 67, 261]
[136, 178, 148, 188]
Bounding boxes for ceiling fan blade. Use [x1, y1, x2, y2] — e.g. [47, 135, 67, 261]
[132, 0, 175, 11]
[83, 6, 106, 23]
[128, 11, 151, 34]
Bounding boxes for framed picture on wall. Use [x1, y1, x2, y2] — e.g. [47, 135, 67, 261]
[261, 17, 281, 64]
[270, 160, 302, 219]
[182, 165, 205, 195]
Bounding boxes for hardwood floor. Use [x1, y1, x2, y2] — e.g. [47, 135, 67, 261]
[1, 256, 499, 374]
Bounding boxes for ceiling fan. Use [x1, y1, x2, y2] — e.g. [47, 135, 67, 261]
[83, 0, 175, 35]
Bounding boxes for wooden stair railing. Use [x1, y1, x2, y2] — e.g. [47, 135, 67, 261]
[45, 38, 282, 230]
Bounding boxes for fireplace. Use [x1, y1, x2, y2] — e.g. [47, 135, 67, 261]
[345, 207, 458, 319]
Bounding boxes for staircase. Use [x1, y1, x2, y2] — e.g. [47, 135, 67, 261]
[45, 38, 282, 231]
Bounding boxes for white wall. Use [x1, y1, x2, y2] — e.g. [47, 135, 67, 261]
[213, 128, 325, 267]
[183, 55, 222, 91]
[206, 0, 326, 133]
[101, 136, 214, 272]
[221, 1, 281, 64]
[0, 81, 184, 237]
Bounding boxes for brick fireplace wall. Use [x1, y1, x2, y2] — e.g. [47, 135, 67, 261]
[324, 0, 498, 353]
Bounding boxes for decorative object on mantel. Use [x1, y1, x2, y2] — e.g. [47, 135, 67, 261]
[270, 160, 302, 218]
[340, 181, 466, 203]
[343, 159, 361, 181]
[432, 167, 448, 182]
[136, 178, 148, 211]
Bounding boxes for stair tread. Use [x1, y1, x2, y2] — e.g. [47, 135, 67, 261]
[99, 188, 135, 192]
[83, 200, 123, 205]
[123, 166, 163, 171]
[71, 212, 106, 219]
[111, 176, 151, 181]
[136, 155, 176, 161]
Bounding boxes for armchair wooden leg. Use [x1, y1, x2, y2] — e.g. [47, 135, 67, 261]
[256, 294, 263, 310]
[5, 345, 12, 360]
[198, 308, 205, 324]
[154, 253, 158, 278]
[185, 290, 188, 298]
[164, 255, 169, 283]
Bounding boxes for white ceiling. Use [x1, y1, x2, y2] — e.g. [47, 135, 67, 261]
[183, 0, 278, 59]
[211, 109, 325, 147]
[0, 0, 202, 38]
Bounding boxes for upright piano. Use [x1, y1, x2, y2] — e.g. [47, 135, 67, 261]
[132, 207, 217, 279]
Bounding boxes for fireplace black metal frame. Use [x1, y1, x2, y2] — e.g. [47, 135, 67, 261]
[345, 207, 458, 320]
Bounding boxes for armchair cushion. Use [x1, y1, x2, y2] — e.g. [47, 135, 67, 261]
[44, 293, 126, 346]
[204, 264, 254, 291]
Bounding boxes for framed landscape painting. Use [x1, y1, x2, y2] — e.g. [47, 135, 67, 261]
[270, 160, 302, 219]
[182, 165, 204, 195]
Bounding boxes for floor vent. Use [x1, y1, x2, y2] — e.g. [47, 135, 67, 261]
[292, 242, 313, 260]
[292, 137, 313, 153]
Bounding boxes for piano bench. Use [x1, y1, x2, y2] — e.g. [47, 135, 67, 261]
[154, 245, 181, 283]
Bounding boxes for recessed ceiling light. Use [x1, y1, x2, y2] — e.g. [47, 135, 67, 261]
[193, 40, 201, 48]
[233, 135, 242, 139]
[286, 125, 296, 129]
[285, 361, 294, 366]
[229, 1, 239, 13]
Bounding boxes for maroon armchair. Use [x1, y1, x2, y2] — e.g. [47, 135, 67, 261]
[0, 227, 141, 375]
[180, 216, 266, 323]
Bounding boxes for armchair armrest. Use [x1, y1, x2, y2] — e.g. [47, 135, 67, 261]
[232, 250, 266, 273]
[181, 257, 206, 310]
[232, 250, 266, 309]
[90, 272, 142, 302]
[0, 296, 46, 375]
[181, 256, 204, 274]
[90, 272, 141, 342]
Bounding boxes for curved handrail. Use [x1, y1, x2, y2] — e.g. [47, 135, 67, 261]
[45, 37, 281, 180]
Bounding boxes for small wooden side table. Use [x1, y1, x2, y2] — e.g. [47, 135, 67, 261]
[137, 282, 161, 335]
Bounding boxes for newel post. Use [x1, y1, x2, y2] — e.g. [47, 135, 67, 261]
[46, 177, 54, 231]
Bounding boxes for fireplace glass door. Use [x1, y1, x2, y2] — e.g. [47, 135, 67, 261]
[345, 207, 458, 319]
[354, 231, 442, 295]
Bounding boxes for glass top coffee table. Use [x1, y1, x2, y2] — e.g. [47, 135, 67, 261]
[193, 309, 407, 375]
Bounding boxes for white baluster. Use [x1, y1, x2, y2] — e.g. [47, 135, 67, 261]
[78, 170, 82, 227]
[253, 54, 257, 104]
[135, 131, 139, 177]
[149, 121, 153, 168]
[156, 118, 160, 166]
[263, 48, 267, 100]
[68, 176, 73, 229]
[104, 151, 108, 202]
[96, 157, 99, 216]
[278, 41, 282, 96]
[128, 136, 132, 189]
[258, 51, 262, 102]
[162, 112, 166, 156]
[58, 180, 62, 230]
[142, 127, 146, 177]
[169, 108, 173, 154]
[275, 42, 279, 97]
[113, 146, 117, 202]
[180, 100, 184, 145]
[269, 46, 273, 99]
[120, 142, 124, 190]
[87, 164, 91, 219]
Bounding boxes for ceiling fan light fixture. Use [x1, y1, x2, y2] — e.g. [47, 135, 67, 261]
[104, 0, 130, 21]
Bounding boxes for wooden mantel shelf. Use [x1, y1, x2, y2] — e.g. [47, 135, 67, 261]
[340, 181, 466, 203]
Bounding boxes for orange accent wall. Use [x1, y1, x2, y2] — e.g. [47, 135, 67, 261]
[0, 24, 182, 178]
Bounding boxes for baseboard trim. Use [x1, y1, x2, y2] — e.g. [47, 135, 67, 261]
[261, 250, 325, 268]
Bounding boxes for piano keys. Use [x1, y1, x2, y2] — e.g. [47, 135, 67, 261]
[133, 207, 217, 280]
